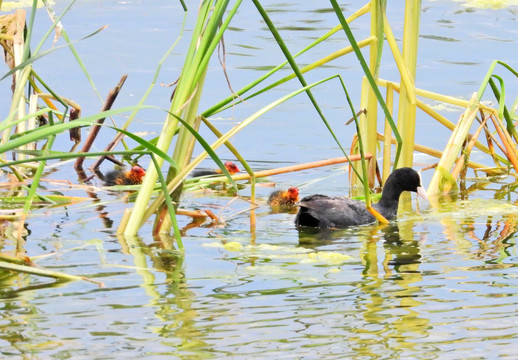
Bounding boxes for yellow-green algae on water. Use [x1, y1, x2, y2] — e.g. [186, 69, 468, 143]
[203, 242, 353, 266]
[452, 0, 518, 8]
[1, 0, 54, 11]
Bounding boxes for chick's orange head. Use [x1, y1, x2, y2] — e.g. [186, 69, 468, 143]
[287, 187, 299, 201]
[127, 165, 146, 184]
[224, 161, 240, 175]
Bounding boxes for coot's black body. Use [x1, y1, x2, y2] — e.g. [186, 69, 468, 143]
[295, 167, 427, 228]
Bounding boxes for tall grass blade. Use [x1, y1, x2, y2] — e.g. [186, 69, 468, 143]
[329, 0, 402, 169]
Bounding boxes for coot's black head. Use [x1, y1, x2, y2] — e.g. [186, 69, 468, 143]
[388, 167, 422, 192]
[381, 167, 427, 202]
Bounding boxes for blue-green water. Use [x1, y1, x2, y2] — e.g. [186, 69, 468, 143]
[1, 0, 518, 359]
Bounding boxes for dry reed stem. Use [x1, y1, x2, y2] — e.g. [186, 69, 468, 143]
[219, 154, 373, 182]
[176, 208, 220, 223]
[481, 118, 501, 166]
[74, 74, 128, 170]
[489, 114, 518, 172]
[451, 116, 487, 179]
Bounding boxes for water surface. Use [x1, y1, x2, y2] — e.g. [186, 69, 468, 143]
[1, 1, 518, 359]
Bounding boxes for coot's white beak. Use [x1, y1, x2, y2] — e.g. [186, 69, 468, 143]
[416, 186, 428, 201]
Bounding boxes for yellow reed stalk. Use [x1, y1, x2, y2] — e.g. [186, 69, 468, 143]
[349, 2, 382, 192]
[117, 208, 131, 234]
[13, 18, 26, 159]
[358, 76, 375, 188]
[277, 36, 376, 85]
[28, 79, 62, 119]
[383, 12, 415, 102]
[364, 0, 382, 185]
[378, 79, 505, 164]
[396, 0, 421, 168]
[383, 83, 394, 182]
[172, 68, 208, 170]
[37, 93, 81, 115]
[320, 2, 372, 43]
[428, 92, 479, 196]
[377, 78, 496, 113]
[377, 132, 487, 170]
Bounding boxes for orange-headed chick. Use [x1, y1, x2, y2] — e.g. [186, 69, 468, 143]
[192, 161, 240, 177]
[268, 186, 300, 209]
[104, 165, 146, 186]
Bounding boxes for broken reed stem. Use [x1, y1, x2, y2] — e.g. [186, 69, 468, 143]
[489, 113, 518, 172]
[74, 74, 128, 170]
[176, 208, 219, 222]
[481, 116, 501, 166]
[376, 133, 487, 170]
[377, 79, 507, 164]
[451, 115, 487, 179]
[0, 260, 104, 287]
[427, 92, 479, 196]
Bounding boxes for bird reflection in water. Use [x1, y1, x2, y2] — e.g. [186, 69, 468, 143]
[378, 224, 422, 274]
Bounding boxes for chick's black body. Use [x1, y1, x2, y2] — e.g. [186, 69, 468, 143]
[191, 161, 240, 178]
[295, 167, 426, 228]
[104, 166, 145, 186]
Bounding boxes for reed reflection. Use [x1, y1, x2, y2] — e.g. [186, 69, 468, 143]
[116, 234, 213, 355]
[432, 180, 518, 263]
[356, 221, 431, 357]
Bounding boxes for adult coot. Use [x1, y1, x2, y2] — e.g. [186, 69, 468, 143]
[295, 167, 427, 228]
[191, 161, 240, 177]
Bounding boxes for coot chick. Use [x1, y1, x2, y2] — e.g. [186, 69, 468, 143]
[295, 167, 427, 228]
[268, 186, 299, 211]
[104, 165, 146, 186]
[191, 161, 240, 177]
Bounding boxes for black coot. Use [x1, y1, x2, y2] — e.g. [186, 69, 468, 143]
[295, 167, 427, 228]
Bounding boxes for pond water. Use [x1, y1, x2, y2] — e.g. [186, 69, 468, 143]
[2, 0, 518, 359]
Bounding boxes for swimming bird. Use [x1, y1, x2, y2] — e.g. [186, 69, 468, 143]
[295, 167, 427, 228]
[191, 161, 240, 177]
[268, 186, 300, 210]
[104, 165, 146, 186]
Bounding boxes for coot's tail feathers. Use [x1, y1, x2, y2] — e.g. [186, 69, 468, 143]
[295, 207, 323, 227]
[295, 194, 334, 227]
